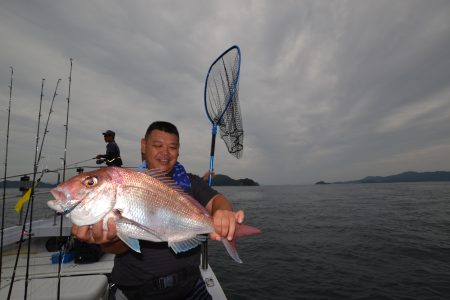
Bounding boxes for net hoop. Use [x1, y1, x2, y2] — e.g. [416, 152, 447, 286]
[203, 45, 241, 126]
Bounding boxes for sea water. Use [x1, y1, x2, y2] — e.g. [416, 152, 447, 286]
[2, 183, 450, 299]
[209, 183, 450, 300]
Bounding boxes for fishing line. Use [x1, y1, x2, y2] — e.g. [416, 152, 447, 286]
[1, 67, 14, 286]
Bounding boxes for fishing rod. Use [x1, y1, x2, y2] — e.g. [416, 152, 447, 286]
[24, 78, 61, 298]
[2, 157, 97, 180]
[62, 59, 72, 182]
[3, 160, 137, 186]
[7, 78, 62, 299]
[57, 58, 72, 300]
[7, 77, 45, 300]
[1, 66, 14, 286]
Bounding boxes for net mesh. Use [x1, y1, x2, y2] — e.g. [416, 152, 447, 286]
[205, 47, 243, 159]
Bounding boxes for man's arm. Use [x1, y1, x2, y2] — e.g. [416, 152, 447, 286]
[101, 239, 129, 253]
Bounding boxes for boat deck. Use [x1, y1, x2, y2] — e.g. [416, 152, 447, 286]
[1, 217, 226, 299]
[1, 217, 114, 299]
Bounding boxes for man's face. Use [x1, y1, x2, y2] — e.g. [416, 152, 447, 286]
[141, 129, 179, 173]
[103, 135, 113, 142]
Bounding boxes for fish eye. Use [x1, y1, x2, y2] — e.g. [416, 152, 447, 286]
[83, 176, 98, 188]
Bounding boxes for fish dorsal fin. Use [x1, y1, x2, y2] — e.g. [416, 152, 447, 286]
[137, 168, 210, 215]
[137, 168, 185, 194]
[137, 168, 166, 178]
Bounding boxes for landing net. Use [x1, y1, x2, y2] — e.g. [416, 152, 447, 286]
[204, 45, 243, 159]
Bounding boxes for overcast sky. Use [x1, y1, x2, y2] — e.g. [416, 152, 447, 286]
[0, 0, 449, 185]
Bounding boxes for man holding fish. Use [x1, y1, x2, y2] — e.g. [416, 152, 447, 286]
[56, 121, 260, 299]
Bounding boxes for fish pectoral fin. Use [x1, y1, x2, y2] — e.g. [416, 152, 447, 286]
[168, 235, 207, 254]
[116, 218, 164, 242]
[116, 231, 141, 253]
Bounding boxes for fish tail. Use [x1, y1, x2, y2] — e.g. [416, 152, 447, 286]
[235, 223, 262, 238]
[222, 224, 262, 263]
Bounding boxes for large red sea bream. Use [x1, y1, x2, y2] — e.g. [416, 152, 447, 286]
[47, 167, 261, 263]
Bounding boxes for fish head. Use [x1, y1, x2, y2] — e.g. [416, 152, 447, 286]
[48, 167, 122, 226]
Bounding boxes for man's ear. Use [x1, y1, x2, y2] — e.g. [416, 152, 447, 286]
[140, 138, 146, 155]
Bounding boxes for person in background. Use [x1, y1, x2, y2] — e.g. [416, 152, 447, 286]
[72, 121, 245, 300]
[96, 130, 123, 167]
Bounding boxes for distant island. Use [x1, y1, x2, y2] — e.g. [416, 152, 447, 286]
[316, 171, 450, 185]
[1, 174, 259, 188]
[211, 174, 259, 186]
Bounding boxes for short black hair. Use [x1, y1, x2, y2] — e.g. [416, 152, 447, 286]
[145, 121, 179, 140]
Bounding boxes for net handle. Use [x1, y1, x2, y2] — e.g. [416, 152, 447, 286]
[207, 125, 217, 186]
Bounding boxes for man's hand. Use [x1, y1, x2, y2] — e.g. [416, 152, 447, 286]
[209, 209, 245, 241]
[71, 218, 117, 244]
[71, 218, 129, 254]
[201, 170, 215, 182]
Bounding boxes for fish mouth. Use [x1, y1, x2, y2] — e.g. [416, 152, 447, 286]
[49, 187, 81, 215]
[50, 187, 68, 201]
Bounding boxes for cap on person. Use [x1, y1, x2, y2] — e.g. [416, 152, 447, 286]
[102, 130, 115, 137]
